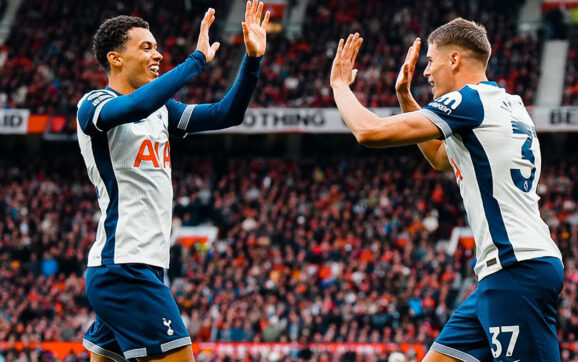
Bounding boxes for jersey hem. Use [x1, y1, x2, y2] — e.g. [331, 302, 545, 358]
[476, 251, 563, 280]
[87, 258, 169, 269]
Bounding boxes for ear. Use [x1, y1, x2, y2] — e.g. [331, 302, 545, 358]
[449, 51, 461, 70]
[107, 51, 123, 70]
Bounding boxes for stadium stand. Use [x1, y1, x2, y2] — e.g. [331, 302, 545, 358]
[0, 0, 543, 118]
[0, 0, 234, 115]
[254, 0, 542, 108]
[563, 24, 578, 105]
[0, 0, 577, 361]
[0, 138, 577, 360]
[0, 1, 7, 19]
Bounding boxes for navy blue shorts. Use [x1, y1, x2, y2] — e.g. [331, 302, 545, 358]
[82, 264, 191, 361]
[432, 257, 563, 362]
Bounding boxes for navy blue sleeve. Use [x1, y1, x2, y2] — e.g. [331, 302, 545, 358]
[419, 85, 484, 138]
[77, 90, 116, 136]
[80, 51, 207, 134]
[165, 98, 193, 136]
[167, 55, 262, 136]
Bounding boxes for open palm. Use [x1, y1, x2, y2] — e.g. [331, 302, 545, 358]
[395, 38, 421, 94]
[242, 0, 270, 57]
[196, 8, 220, 63]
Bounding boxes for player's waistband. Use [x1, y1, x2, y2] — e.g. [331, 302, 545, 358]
[87, 263, 165, 282]
[476, 251, 563, 281]
[479, 256, 563, 284]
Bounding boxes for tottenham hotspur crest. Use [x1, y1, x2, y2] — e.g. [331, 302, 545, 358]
[162, 318, 174, 336]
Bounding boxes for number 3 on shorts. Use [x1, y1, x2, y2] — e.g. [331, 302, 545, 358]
[489, 325, 520, 358]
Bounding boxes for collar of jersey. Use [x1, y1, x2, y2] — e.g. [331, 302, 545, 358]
[105, 86, 122, 96]
[478, 81, 499, 87]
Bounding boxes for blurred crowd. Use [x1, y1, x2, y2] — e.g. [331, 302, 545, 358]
[0, 0, 545, 116]
[0, 146, 577, 361]
[0, 0, 235, 116]
[563, 36, 578, 106]
[255, 0, 541, 108]
[0, 0, 7, 19]
[0, 0, 577, 360]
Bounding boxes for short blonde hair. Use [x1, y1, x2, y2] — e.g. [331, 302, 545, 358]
[428, 18, 492, 66]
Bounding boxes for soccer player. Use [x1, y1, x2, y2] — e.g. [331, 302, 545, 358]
[331, 19, 563, 362]
[76, 2, 270, 361]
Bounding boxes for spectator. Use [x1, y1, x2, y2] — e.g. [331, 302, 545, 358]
[0, 145, 576, 360]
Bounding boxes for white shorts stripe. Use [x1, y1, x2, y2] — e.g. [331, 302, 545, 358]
[82, 339, 128, 362]
[431, 341, 481, 362]
[160, 336, 192, 353]
[124, 347, 148, 359]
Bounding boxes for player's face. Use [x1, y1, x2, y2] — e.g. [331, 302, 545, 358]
[423, 43, 455, 99]
[121, 27, 163, 89]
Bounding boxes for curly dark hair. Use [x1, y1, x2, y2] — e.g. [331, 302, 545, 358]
[93, 15, 150, 72]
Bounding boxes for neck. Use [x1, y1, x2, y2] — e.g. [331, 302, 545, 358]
[453, 69, 488, 91]
[107, 73, 136, 95]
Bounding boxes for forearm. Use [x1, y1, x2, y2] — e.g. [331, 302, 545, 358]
[332, 84, 442, 148]
[396, 90, 421, 113]
[99, 51, 207, 130]
[185, 55, 262, 133]
[418, 140, 451, 171]
[396, 91, 449, 170]
[332, 84, 384, 143]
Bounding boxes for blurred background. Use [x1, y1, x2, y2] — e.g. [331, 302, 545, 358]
[0, 0, 577, 361]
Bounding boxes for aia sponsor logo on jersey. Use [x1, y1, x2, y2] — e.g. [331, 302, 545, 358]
[134, 139, 171, 169]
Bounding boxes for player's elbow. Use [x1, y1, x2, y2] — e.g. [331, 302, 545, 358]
[229, 110, 245, 126]
[357, 136, 380, 148]
[219, 109, 244, 128]
[217, 104, 245, 129]
[356, 130, 393, 148]
[430, 162, 446, 172]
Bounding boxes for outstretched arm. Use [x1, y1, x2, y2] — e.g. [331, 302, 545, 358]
[330, 33, 442, 148]
[78, 9, 219, 135]
[169, 55, 262, 133]
[169, 0, 270, 134]
[395, 38, 450, 171]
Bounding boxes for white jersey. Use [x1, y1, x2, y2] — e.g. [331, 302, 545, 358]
[77, 89, 181, 269]
[419, 81, 562, 280]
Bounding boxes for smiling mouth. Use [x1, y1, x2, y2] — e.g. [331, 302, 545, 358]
[148, 65, 159, 77]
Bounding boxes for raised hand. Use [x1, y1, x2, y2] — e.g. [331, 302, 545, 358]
[395, 38, 421, 94]
[196, 8, 220, 63]
[242, 0, 270, 57]
[330, 33, 363, 88]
